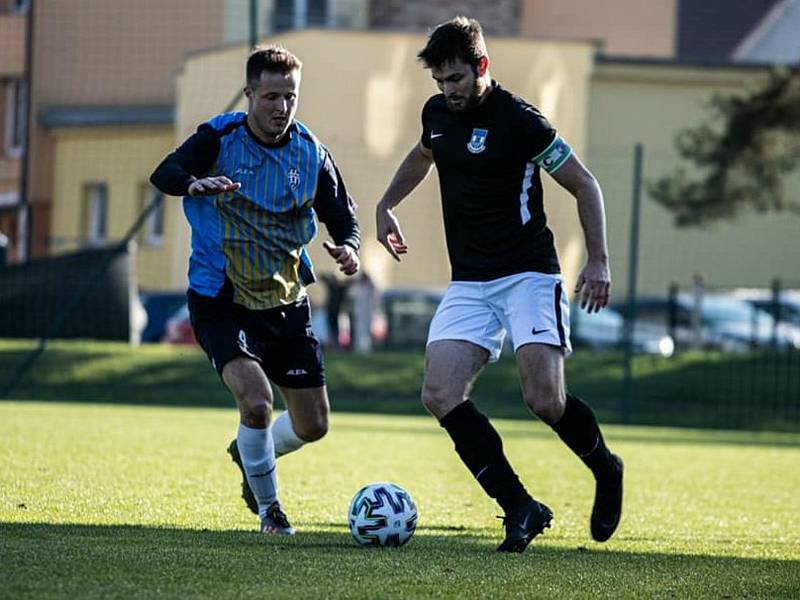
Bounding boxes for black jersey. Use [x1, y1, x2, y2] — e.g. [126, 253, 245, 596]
[421, 82, 573, 281]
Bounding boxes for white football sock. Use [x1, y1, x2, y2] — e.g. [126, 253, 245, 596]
[236, 423, 278, 520]
[272, 411, 306, 458]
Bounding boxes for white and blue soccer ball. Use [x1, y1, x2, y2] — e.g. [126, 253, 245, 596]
[348, 482, 417, 547]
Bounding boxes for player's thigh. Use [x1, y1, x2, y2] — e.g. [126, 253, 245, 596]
[222, 355, 274, 412]
[277, 385, 329, 440]
[423, 340, 490, 419]
[515, 343, 566, 421]
[492, 272, 572, 356]
[427, 282, 506, 362]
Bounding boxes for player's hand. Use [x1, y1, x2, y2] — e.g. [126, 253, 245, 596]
[575, 258, 611, 313]
[323, 241, 360, 276]
[376, 205, 408, 262]
[188, 176, 241, 196]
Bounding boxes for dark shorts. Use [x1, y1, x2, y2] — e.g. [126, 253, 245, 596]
[187, 283, 325, 389]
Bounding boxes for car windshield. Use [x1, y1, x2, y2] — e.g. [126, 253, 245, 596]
[701, 296, 770, 325]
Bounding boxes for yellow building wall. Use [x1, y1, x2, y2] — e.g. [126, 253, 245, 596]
[175, 30, 595, 301]
[588, 62, 800, 296]
[50, 126, 190, 291]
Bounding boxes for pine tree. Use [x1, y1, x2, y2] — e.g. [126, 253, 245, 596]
[648, 65, 800, 227]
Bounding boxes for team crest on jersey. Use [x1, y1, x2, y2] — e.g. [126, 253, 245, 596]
[467, 128, 489, 154]
[287, 168, 301, 191]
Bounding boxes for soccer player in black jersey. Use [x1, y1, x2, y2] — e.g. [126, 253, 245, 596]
[376, 17, 623, 553]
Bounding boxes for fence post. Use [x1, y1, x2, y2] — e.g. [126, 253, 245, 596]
[668, 282, 678, 346]
[0, 232, 7, 268]
[691, 273, 704, 349]
[622, 143, 644, 425]
[771, 278, 782, 348]
[249, 0, 258, 48]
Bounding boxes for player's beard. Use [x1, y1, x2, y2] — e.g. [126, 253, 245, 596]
[446, 78, 485, 112]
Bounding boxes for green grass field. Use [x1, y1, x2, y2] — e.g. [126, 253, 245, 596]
[2, 400, 799, 598]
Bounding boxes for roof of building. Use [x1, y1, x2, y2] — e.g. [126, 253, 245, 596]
[40, 106, 174, 128]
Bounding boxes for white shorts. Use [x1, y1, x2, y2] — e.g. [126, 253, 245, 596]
[426, 272, 572, 362]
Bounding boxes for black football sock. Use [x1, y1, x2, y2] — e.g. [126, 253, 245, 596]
[439, 400, 532, 515]
[551, 394, 615, 481]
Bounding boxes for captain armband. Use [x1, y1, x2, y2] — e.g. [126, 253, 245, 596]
[532, 136, 572, 174]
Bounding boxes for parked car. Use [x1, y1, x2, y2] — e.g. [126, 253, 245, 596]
[139, 291, 187, 343]
[732, 288, 800, 328]
[571, 304, 675, 356]
[618, 293, 800, 351]
[380, 288, 444, 349]
[162, 303, 196, 345]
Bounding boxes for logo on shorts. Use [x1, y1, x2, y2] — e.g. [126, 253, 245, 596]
[286, 368, 308, 376]
[287, 168, 301, 191]
[467, 128, 488, 154]
[531, 327, 550, 335]
[238, 330, 249, 352]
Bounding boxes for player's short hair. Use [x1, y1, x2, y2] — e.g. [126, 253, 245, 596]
[417, 16, 488, 72]
[246, 44, 302, 86]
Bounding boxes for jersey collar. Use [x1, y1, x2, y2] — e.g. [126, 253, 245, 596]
[244, 120, 295, 149]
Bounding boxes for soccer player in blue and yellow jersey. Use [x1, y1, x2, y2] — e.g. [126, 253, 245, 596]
[151, 45, 360, 535]
[376, 17, 623, 553]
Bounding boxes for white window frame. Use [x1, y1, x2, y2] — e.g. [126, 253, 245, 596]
[4, 79, 27, 158]
[142, 185, 165, 247]
[84, 182, 108, 247]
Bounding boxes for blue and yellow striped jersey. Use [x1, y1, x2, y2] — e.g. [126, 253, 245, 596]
[151, 112, 360, 310]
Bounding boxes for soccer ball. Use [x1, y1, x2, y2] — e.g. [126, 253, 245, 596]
[348, 482, 417, 547]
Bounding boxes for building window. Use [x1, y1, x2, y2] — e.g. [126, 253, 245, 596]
[273, 0, 332, 31]
[141, 185, 165, 247]
[12, 0, 31, 14]
[83, 183, 108, 246]
[4, 79, 27, 158]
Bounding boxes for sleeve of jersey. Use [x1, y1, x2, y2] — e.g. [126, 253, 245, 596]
[149, 124, 220, 196]
[521, 107, 573, 175]
[420, 100, 433, 150]
[313, 151, 361, 254]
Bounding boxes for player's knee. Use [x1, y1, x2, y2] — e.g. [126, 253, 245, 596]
[237, 394, 272, 427]
[523, 382, 564, 424]
[421, 379, 454, 415]
[296, 414, 328, 442]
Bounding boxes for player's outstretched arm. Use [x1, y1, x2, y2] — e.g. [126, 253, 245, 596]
[376, 142, 434, 261]
[150, 125, 232, 197]
[551, 154, 611, 314]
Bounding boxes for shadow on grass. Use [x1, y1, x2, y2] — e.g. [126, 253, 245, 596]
[2, 342, 798, 431]
[2, 522, 798, 599]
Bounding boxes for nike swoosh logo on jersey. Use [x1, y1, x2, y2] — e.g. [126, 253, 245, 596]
[531, 327, 550, 335]
[430, 133, 444, 139]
